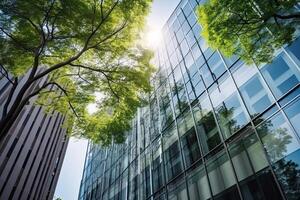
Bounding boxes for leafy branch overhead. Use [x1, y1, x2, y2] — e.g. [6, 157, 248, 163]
[197, 0, 300, 64]
[0, 0, 155, 145]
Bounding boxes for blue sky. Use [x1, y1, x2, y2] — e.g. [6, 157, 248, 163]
[53, 0, 180, 199]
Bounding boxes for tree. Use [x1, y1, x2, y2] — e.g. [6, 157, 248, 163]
[197, 0, 300, 64]
[0, 0, 155, 145]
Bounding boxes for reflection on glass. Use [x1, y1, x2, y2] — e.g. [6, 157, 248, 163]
[199, 64, 214, 87]
[207, 52, 226, 79]
[180, 127, 201, 168]
[193, 95, 221, 153]
[206, 150, 236, 195]
[261, 52, 300, 98]
[287, 37, 300, 63]
[178, 112, 194, 137]
[159, 89, 173, 130]
[163, 125, 183, 181]
[140, 151, 151, 199]
[233, 64, 274, 117]
[216, 93, 249, 138]
[188, 165, 211, 200]
[228, 131, 281, 200]
[256, 112, 299, 163]
[152, 139, 164, 194]
[167, 176, 188, 200]
[256, 112, 300, 199]
[284, 98, 300, 137]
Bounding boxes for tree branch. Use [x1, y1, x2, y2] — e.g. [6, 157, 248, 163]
[2, 77, 18, 118]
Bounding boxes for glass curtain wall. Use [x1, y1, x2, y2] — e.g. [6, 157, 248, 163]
[79, 0, 300, 200]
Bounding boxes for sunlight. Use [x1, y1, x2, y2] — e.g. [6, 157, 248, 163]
[87, 92, 104, 114]
[144, 29, 162, 49]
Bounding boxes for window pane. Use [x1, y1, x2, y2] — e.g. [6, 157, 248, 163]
[207, 52, 226, 79]
[284, 97, 300, 137]
[216, 93, 249, 138]
[209, 76, 249, 138]
[206, 150, 236, 196]
[188, 165, 211, 200]
[180, 127, 201, 168]
[261, 52, 300, 98]
[193, 95, 221, 154]
[163, 125, 183, 181]
[228, 131, 282, 200]
[152, 139, 164, 193]
[167, 176, 188, 200]
[256, 112, 300, 163]
[257, 112, 300, 199]
[286, 37, 300, 63]
[233, 64, 273, 117]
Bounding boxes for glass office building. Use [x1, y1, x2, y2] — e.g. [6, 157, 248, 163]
[79, 0, 300, 199]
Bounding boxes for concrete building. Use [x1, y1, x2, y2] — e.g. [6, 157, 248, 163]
[0, 69, 69, 200]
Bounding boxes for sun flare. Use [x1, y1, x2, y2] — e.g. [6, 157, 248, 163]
[144, 29, 162, 49]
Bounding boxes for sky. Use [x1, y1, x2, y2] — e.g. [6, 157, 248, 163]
[53, 0, 180, 199]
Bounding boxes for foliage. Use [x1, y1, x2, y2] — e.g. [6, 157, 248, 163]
[0, 0, 155, 145]
[197, 0, 300, 64]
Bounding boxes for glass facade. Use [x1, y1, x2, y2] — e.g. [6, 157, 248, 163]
[79, 0, 300, 199]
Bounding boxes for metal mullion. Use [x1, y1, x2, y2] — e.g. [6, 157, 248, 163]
[173, 19, 215, 199]
[218, 49, 287, 200]
[163, 55, 189, 200]
[252, 50, 300, 143]
[196, 65, 244, 199]
[179, 7, 242, 198]
[153, 83, 168, 199]
[158, 27, 191, 199]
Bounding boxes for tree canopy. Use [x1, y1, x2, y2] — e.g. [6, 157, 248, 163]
[197, 0, 300, 64]
[0, 0, 155, 145]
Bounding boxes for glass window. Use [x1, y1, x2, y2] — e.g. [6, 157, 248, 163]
[233, 64, 274, 117]
[216, 93, 249, 138]
[158, 81, 174, 130]
[286, 37, 300, 63]
[178, 113, 201, 168]
[206, 150, 236, 196]
[284, 97, 300, 137]
[171, 19, 180, 33]
[227, 130, 283, 200]
[180, 39, 189, 56]
[191, 43, 202, 61]
[163, 125, 183, 181]
[187, 13, 197, 26]
[193, 94, 221, 154]
[191, 73, 205, 97]
[140, 151, 151, 199]
[256, 112, 300, 163]
[177, 12, 185, 25]
[152, 139, 165, 193]
[167, 176, 188, 200]
[186, 30, 196, 47]
[170, 52, 179, 68]
[176, 28, 185, 43]
[210, 77, 249, 138]
[182, 2, 192, 16]
[207, 52, 226, 79]
[182, 21, 190, 35]
[192, 24, 201, 39]
[184, 52, 194, 69]
[181, 128, 201, 168]
[199, 64, 214, 87]
[257, 112, 300, 199]
[187, 165, 211, 200]
[260, 52, 300, 98]
[178, 112, 194, 137]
